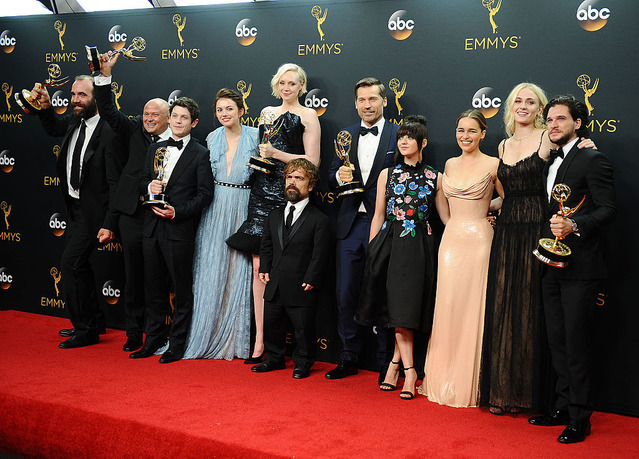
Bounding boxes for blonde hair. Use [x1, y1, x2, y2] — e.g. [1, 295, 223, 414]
[270, 63, 308, 99]
[503, 82, 548, 137]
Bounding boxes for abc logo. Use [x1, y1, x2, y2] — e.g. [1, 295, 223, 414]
[388, 10, 414, 41]
[0, 267, 12, 290]
[1, 150, 16, 173]
[1, 30, 16, 53]
[168, 90, 183, 106]
[576, 0, 610, 31]
[235, 18, 257, 46]
[304, 89, 328, 117]
[49, 212, 67, 237]
[102, 280, 121, 304]
[51, 90, 69, 115]
[472, 87, 501, 118]
[108, 25, 127, 49]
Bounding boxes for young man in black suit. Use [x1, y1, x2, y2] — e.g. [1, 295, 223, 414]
[326, 77, 398, 380]
[529, 95, 616, 443]
[130, 97, 214, 364]
[252, 159, 331, 379]
[94, 52, 172, 352]
[32, 75, 119, 349]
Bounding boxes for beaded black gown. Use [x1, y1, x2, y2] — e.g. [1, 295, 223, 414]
[480, 136, 553, 412]
[227, 111, 305, 254]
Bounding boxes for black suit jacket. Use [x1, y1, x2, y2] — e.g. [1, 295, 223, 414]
[95, 83, 154, 216]
[542, 145, 616, 279]
[260, 203, 331, 307]
[328, 120, 398, 239]
[37, 107, 119, 235]
[139, 138, 214, 242]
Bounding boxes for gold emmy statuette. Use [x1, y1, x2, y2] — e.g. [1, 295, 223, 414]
[334, 130, 364, 197]
[14, 64, 70, 115]
[533, 183, 585, 268]
[143, 147, 171, 206]
[247, 109, 285, 174]
[85, 36, 147, 76]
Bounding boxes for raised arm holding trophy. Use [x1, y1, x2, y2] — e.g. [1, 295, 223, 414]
[14, 64, 69, 115]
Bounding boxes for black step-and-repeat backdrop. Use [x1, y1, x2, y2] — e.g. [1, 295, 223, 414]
[1, 0, 637, 416]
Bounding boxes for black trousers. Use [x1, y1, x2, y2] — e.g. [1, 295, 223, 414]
[60, 199, 103, 339]
[541, 270, 598, 421]
[264, 291, 316, 370]
[119, 208, 146, 339]
[142, 225, 194, 352]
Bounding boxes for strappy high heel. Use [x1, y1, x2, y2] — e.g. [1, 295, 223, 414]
[379, 360, 400, 391]
[400, 366, 417, 400]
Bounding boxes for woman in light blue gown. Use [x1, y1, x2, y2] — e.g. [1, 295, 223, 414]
[183, 88, 258, 359]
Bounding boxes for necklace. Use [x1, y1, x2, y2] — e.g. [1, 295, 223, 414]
[512, 130, 534, 142]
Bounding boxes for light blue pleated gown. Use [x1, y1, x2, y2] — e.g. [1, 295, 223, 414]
[183, 125, 258, 359]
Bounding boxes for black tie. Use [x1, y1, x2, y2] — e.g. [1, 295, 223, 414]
[286, 205, 295, 232]
[360, 126, 378, 136]
[70, 119, 86, 190]
[167, 137, 183, 149]
[150, 134, 160, 143]
[550, 147, 564, 162]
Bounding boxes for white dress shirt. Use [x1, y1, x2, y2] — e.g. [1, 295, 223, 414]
[547, 137, 579, 201]
[284, 197, 309, 227]
[66, 113, 100, 199]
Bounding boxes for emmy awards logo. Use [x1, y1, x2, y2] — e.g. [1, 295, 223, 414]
[0, 201, 10, 229]
[53, 145, 60, 158]
[85, 37, 147, 76]
[311, 5, 328, 41]
[173, 14, 187, 47]
[143, 147, 171, 206]
[334, 130, 364, 197]
[247, 109, 285, 174]
[111, 82, 123, 111]
[237, 80, 252, 113]
[2, 82, 12, 111]
[482, 0, 502, 34]
[389, 78, 406, 116]
[533, 183, 585, 268]
[576, 74, 598, 116]
[14, 64, 69, 115]
[50, 267, 61, 297]
[53, 20, 66, 50]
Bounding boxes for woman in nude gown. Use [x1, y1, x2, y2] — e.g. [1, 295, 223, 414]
[421, 109, 503, 407]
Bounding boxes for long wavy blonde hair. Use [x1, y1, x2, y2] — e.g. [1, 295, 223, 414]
[503, 82, 548, 137]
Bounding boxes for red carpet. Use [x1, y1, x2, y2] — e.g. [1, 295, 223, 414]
[1, 310, 637, 458]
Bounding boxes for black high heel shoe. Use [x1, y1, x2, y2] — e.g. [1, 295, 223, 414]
[400, 366, 417, 400]
[243, 352, 264, 364]
[379, 360, 401, 391]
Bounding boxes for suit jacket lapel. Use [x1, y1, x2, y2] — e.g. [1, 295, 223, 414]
[166, 140, 197, 191]
[82, 118, 104, 168]
[286, 207, 310, 245]
[276, 207, 285, 249]
[367, 120, 393, 187]
[555, 144, 579, 186]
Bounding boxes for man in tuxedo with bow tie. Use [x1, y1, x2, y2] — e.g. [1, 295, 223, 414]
[130, 97, 213, 364]
[529, 95, 615, 443]
[31, 75, 119, 348]
[93, 52, 171, 352]
[252, 159, 330, 379]
[326, 77, 398, 380]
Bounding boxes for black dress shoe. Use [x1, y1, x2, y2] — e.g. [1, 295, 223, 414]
[244, 353, 265, 364]
[558, 419, 591, 444]
[293, 367, 310, 379]
[529, 410, 570, 427]
[59, 327, 106, 337]
[58, 335, 99, 349]
[129, 341, 165, 359]
[251, 360, 286, 373]
[325, 360, 358, 379]
[159, 348, 183, 364]
[123, 337, 144, 352]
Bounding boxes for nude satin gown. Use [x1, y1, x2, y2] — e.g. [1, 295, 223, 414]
[421, 171, 494, 407]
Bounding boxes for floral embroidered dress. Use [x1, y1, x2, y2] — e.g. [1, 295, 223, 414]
[355, 162, 438, 332]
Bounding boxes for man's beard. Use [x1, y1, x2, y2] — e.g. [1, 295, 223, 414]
[73, 98, 98, 119]
[286, 186, 301, 203]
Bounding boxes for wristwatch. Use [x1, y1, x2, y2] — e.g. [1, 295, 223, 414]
[570, 218, 579, 233]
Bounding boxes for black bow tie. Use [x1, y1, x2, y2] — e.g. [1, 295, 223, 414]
[149, 134, 160, 143]
[550, 148, 564, 162]
[360, 126, 378, 136]
[167, 138, 184, 149]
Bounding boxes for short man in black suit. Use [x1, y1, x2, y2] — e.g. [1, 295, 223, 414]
[94, 52, 171, 352]
[252, 159, 331, 379]
[529, 95, 616, 443]
[32, 75, 119, 348]
[130, 97, 214, 364]
[326, 77, 398, 380]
